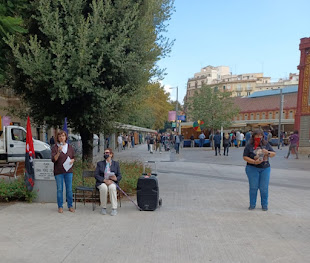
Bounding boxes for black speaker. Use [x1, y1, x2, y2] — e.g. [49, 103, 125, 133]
[137, 175, 159, 211]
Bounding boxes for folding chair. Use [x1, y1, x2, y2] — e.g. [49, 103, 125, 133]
[74, 170, 96, 211]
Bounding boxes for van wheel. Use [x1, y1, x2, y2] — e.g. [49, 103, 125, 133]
[35, 153, 42, 159]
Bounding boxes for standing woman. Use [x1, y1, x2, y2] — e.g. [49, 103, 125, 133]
[223, 133, 231, 156]
[243, 130, 276, 211]
[95, 148, 122, 216]
[51, 130, 75, 213]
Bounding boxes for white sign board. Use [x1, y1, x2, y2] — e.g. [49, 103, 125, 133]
[34, 160, 54, 180]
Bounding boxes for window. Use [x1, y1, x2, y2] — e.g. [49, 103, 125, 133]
[247, 92, 251, 96]
[250, 113, 254, 120]
[275, 112, 279, 119]
[262, 112, 266, 119]
[237, 92, 241, 96]
[289, 111, 293, 119]
[244, 114, 248, 120]
[11, 129, 26, 142]
[269, 112, 273, 119]
[227, 85, 231, 90]
[223, 85, 226, 90]
[256, 113, 260, 120]
[195, 81, 198, 88]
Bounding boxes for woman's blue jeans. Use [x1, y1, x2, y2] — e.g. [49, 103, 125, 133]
[55, 173, 73, 209]
[246, 166, 270, 208]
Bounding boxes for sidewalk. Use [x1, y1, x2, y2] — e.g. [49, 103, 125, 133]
[1, 144, 310, 263]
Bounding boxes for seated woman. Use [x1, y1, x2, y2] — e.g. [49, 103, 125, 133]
[95, 148, 122, 216]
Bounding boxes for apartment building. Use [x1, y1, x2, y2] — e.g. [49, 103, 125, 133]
[185, 65, 272, 100]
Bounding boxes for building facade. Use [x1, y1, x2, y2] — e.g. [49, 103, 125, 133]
[295, 37, 310, 155]
[185, 65, 272, 101]
[232, 86, 297, 132]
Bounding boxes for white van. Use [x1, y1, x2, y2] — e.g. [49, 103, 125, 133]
[0, 125, 51, 163]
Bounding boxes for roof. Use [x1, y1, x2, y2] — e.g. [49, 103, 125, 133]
[234, 92, 297, 113]
[248, 85, 298, 98]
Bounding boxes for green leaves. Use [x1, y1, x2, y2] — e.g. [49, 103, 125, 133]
[186, 85, 240, 130]
[6, 0, 174, 160]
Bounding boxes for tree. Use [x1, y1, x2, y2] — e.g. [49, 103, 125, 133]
[6, 0, 174, 161]
[0, 0, 28, 82]
[120, 82, 173, 130]
[185, 85, 239, 131]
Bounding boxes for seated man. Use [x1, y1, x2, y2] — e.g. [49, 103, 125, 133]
[95, 148, 122, 216]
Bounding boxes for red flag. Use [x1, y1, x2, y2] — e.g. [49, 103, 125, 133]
[25, 116, 35, 191]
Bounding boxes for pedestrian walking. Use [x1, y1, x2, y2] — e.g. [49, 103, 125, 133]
[243, 129, 276, 211]
[117, 134, 123, 152]
[190, 134, 195, 147]
[223, 133, 231, 156]
[245, 130, 251, 145]
[285, 130, 299, 159]
[149, 134, 155, 153]
[145, 133, 151, 151]
[213, 131, 221, 156]
[236, 131, 241, 148]
[198, 132, 205, 147]
[49, 136, 55, 146]
[174, 133, 181, 154]
[209, 133, 214, 150]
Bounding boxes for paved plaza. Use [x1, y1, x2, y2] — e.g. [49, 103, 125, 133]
[1, 144, 310, 263]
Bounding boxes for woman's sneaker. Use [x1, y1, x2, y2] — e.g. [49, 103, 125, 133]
[262, 207, 268, 211]
[248, 206, 255, 210]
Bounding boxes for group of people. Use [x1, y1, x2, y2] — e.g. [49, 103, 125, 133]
[144, 132, 184, 154]
[52, 130, 121, 216]
[117, 133, 141, 152]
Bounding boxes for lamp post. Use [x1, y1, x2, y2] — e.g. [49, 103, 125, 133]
[170, 86, 179, 132]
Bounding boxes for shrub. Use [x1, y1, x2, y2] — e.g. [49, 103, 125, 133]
[0, 176, 37, 202]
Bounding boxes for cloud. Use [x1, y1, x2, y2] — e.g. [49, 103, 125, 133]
[159, 81, 176, 101]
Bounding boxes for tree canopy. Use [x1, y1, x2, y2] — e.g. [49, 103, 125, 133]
[120, 82, 173, 130]
[185, 85, 239, 131]
[6, 0, 174, 160]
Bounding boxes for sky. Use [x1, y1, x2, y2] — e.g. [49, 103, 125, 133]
[158, 0, 310, 103]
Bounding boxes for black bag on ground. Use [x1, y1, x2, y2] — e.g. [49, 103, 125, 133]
[137, 175, 159, 211]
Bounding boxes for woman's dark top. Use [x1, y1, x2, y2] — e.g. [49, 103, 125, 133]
[223, 137, 231, 146]
[243, 143, 274, 168]
[51, 144, 75, 175]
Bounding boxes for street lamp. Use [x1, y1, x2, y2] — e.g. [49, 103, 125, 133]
[170, 86, 179, 133]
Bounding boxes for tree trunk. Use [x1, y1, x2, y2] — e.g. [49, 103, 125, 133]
[80, 128, 93, 162]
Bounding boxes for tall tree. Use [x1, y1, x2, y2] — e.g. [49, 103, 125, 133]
[6, 0, 174, 161]
[0, 0, 28, 82]
[185, 85, 239, 131]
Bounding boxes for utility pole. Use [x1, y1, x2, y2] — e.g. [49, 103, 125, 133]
[278, 89, 284, 149]
[170, 86, 179, 133]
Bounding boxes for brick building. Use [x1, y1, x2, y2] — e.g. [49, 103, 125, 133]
[232, 86, 297, 132]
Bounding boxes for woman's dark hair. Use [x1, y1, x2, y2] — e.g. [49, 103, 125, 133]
[105, 147, 114, 158]
[249, 129, 267, 146]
